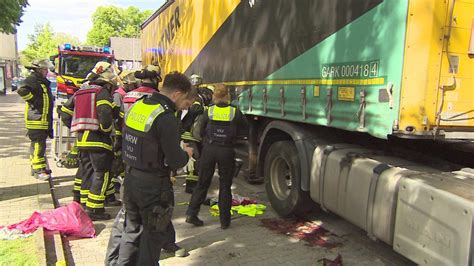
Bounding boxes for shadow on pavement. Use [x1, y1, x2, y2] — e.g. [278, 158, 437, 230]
[0, 110, 30, 160]
[94, 223, 107, 236]
[0, 182, 51, 201]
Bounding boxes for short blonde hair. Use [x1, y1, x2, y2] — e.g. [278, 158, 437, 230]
[212, 84, 230, 104]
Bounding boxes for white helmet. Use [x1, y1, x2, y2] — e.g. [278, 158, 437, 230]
[89, 62, 120, 87]
[190, 74, 202, 86]
[26, 59, 54, 72]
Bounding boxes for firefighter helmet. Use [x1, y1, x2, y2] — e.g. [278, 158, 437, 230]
[90, 62, 119, 87]
[119, 70, 137, 85]
[26, 59, 54, 71]
[190, 74, 202, 86]
[134, 64, 162, 85]
[145, 64, 161, 76]
[198, 86, 214, 106]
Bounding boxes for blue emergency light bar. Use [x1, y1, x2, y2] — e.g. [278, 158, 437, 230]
[61, 44, 112, 54]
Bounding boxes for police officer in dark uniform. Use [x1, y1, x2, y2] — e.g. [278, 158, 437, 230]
[117, 72, 195, 266]
[186, 84, 248, 229]
[17, 59, 55, 180]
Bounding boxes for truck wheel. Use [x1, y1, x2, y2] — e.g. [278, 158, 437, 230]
[264, 140, 312, 216]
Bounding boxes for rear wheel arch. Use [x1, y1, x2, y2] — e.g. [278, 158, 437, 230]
[264, 140, 314, 216]
[256, 120, 316, 191]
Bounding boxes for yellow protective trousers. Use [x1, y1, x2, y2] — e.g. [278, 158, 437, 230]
[78, 150, 113, 211]
[28, 130, 47, 172]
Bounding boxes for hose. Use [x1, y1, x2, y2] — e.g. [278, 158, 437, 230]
[439, 110, 474, 121]
[434, 0, 457, 137]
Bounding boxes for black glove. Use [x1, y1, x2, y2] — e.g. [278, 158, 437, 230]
[111, 151, 125, 176]
[56, 105, 63, 118]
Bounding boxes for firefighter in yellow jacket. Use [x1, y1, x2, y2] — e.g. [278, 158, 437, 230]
[17, 59, 55, 180]
[59, 62, 120, 220]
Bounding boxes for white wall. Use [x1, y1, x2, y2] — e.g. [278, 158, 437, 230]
[0, 33, 17, 60]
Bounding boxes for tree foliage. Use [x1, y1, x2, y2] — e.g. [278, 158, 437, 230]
[20, 23, 81, 66]
[87, 6, 153, 46]
[0, 0, 29, 34]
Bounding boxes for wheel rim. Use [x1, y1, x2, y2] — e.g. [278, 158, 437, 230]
[270, 156, 292, 200]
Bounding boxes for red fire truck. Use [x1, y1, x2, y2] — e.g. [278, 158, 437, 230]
[52, 43, 114, 101]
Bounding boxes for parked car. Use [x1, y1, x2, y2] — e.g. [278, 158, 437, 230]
[11, 77, 19, 92]
[47, 74, 57, 98]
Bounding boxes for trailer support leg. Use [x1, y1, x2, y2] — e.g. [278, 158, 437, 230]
[246, 119, 262, 184]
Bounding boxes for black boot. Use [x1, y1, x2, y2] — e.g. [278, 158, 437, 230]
[105, 195, 121, 207]
[185, 215, 204, 226]
[221, 222, 230, 229]
[86, 208, 111, 221]
[221, 217, 230, 229]
[185, 179, 197, 194]
[162, 244, 189, 257]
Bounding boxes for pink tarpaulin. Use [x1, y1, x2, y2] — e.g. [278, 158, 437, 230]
[3, 202, 95, 238]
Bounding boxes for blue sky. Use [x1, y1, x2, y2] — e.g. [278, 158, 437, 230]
[17, 0, 166, 50]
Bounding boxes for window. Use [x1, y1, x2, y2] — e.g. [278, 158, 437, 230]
[60, 55, 112, 78]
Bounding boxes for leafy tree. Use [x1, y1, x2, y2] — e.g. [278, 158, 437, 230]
[0, 0, 29, 34]
[87, 6, 152, 46]
[54, 32, 81, 47]
[20, 23, 80, 66]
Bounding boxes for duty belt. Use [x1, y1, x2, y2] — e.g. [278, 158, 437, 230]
[127, 166, 168, 179]
[207, 139, 234, 146]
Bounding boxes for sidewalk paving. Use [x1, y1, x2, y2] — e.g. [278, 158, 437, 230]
[0, 92, 412, 265]
[0, 93, 54, 223]
[0, 93, 55, 265]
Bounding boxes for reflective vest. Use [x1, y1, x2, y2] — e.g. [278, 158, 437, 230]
[115, 87, 126, 97]
[74, 85, 115, 151]
[71, 85, 102, 132]
[205, 105, 237, 145]
[123, 86, 156, 113]
[123, 99, 167, 170]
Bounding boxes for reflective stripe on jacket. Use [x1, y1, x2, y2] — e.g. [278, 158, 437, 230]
[17, 72, 53, 130]
[74, 84, 115, 151]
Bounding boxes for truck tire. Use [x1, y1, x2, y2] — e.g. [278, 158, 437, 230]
[264, 140, 312, 216]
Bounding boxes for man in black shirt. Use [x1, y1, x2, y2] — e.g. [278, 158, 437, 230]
[117, 72, 195, 266]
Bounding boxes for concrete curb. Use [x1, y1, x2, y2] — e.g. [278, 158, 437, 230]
[54, 232, 67, 266]
[44, 230, 68, 265]
[40, 156, 70, 265]
[34, 228, 47, 266]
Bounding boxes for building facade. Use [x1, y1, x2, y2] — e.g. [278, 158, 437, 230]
[109, 37, 142, 71]
[0, 32, 19, 94]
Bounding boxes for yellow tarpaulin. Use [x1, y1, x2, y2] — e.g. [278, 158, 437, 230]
[210, 204, 266, 217]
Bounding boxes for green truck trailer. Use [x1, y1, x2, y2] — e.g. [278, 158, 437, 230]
[141, 0, 474, 264]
